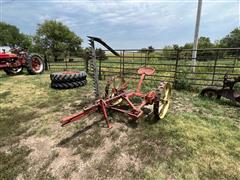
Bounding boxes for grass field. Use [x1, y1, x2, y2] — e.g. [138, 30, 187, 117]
[0, 71, 240, 179]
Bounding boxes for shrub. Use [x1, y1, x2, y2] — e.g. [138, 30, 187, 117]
[173, 69, 191, 90]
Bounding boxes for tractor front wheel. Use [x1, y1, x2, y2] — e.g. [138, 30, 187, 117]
[4, 67, 23, 75]
[26, 54, 45, 75]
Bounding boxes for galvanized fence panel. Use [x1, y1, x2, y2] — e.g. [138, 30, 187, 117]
[46, 48, 240, 88]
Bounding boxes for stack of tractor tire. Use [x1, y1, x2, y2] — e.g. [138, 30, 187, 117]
[50, 71, 87, 89]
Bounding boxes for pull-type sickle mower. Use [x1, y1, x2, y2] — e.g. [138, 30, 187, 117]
[61, 67, 171, 128]
[60, 37, 172, 128]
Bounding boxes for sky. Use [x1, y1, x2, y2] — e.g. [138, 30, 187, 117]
[0, 0, 239, 49]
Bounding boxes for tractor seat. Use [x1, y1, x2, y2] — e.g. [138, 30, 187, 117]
[138, 67, 155, 75]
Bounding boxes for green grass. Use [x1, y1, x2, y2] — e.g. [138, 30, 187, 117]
[0, 72, 239, 179]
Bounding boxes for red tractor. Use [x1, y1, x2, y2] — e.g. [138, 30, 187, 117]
[0, 48, 45, 75]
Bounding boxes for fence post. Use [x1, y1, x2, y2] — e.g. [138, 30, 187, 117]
[212, 50, 219, 85]
[173, 49, 180, 84]
[99, 59, 102, 80]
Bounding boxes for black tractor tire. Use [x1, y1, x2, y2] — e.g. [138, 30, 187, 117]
[200, 88, 221, 100]
[26, 54, 45, 75]
[4, 67, 23, 75]
[50, 71, 87, 83]
[51, 79, 87, 89]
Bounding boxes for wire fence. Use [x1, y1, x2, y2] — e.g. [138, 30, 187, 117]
[47, 48, 240, 88]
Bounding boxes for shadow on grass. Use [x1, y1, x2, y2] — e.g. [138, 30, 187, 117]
[199, 95, 240, 107]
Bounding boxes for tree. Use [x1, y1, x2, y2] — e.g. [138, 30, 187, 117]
[139, 48, 148, 53]
[198, 37, 213, 48]
[34, 20, 83, 61]
[148, 46, 155, 53]
[83, 47, 107, 61]
[96, 48, 107, 61]
[162, 44, 180, 60]
[219, 27, 240, 48]
[0, 22, 31, 48]
[181, 36, 215, 60]
[139, 46, 155, 54]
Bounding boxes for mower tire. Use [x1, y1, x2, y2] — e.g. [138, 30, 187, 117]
[51, 79, 87, 89]
[50, 71, 87, 83]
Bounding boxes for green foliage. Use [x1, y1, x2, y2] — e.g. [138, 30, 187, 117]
[220, 27, 240, 48]
[173, 69, 191, 90]
[180, 36, 216, 61]
[162, 44, 179, 60]
[34, 20, 83, 61]
[96, 48, 108, 60]
[82, 47, 107, 61]
[0, 22, 31, 48]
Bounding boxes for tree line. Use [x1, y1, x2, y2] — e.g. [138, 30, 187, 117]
[0, 20, 239, 61]
[0, 20, 107, 62]
[140, 28, 240, 60]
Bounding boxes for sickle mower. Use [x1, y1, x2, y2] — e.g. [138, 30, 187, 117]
[60, 67, 172, 128]
[60, 67, 171, 128]
[60, 37, 171, 128]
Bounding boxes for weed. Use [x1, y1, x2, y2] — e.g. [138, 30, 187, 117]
[173, 69, 192, 90]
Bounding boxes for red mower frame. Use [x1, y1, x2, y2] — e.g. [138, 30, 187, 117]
[60, 67, 172, 128]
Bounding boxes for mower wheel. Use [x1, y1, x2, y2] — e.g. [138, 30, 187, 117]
[4, 67, 23, 75]
[154, 82, 172, 120]
[26, 54, 45, 75]
[50, 71, 87, 83]
[104, 76, 127, 105]
[51, 79, 87, 89]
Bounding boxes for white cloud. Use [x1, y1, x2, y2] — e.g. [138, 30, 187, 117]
[1, 0, 239, 48]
